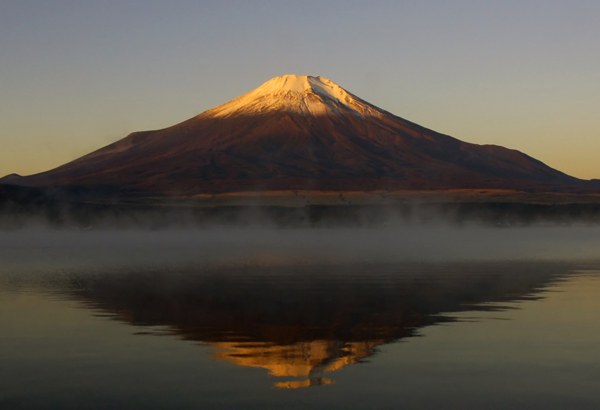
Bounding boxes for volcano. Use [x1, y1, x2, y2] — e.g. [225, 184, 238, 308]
[2, 74, 592, 195]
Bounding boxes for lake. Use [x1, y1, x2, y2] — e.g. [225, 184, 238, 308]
[1, 227, 599, 409]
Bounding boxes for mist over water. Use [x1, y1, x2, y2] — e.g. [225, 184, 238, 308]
[2, 224, 600, 409]
[2, 225, 600, 274]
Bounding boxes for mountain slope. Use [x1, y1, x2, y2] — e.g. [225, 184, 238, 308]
[4, 74, 588, 194]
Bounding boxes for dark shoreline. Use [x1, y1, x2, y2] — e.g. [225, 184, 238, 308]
[2, 184, 600, 228]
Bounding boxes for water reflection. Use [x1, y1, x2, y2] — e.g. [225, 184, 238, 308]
[59, 262, 565, 388]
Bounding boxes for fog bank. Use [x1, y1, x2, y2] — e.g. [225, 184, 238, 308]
[1, 226, 600, 276]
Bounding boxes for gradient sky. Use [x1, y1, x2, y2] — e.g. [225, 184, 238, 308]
[1, 0, 599, 179]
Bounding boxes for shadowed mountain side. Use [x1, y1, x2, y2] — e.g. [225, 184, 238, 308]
[3, 75, 593, 195]
[11, 114, 581, 193]
[61, 262, 564, 388]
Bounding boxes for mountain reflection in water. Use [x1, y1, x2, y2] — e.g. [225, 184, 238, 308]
[61, 262, 564, 389]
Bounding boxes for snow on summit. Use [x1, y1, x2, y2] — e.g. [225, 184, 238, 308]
[204, 74, 384, 118]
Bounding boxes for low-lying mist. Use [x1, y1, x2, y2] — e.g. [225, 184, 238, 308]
[2, 225, 600, 276]
[2, 191, 600, 230]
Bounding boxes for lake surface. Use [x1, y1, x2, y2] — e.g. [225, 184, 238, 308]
[1, 227, 600, 409]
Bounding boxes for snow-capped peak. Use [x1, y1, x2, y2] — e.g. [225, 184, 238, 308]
[204, 74, 383, 118]
[255, 74, 349, 100]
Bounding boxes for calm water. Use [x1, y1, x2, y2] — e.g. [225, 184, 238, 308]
[1, 228, 600, 409]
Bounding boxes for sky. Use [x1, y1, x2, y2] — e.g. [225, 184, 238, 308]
[1, 0, 599, 179]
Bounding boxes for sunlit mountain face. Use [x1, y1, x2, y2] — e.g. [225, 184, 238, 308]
[58, 261, 565, 388]
[3, 74, 592, 195]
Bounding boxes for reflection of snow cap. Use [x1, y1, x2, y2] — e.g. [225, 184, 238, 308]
[213, 339, 382, 389]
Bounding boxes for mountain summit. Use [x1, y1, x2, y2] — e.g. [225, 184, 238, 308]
[3, 74, 589, 194]
[205, 74, 383, 118]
